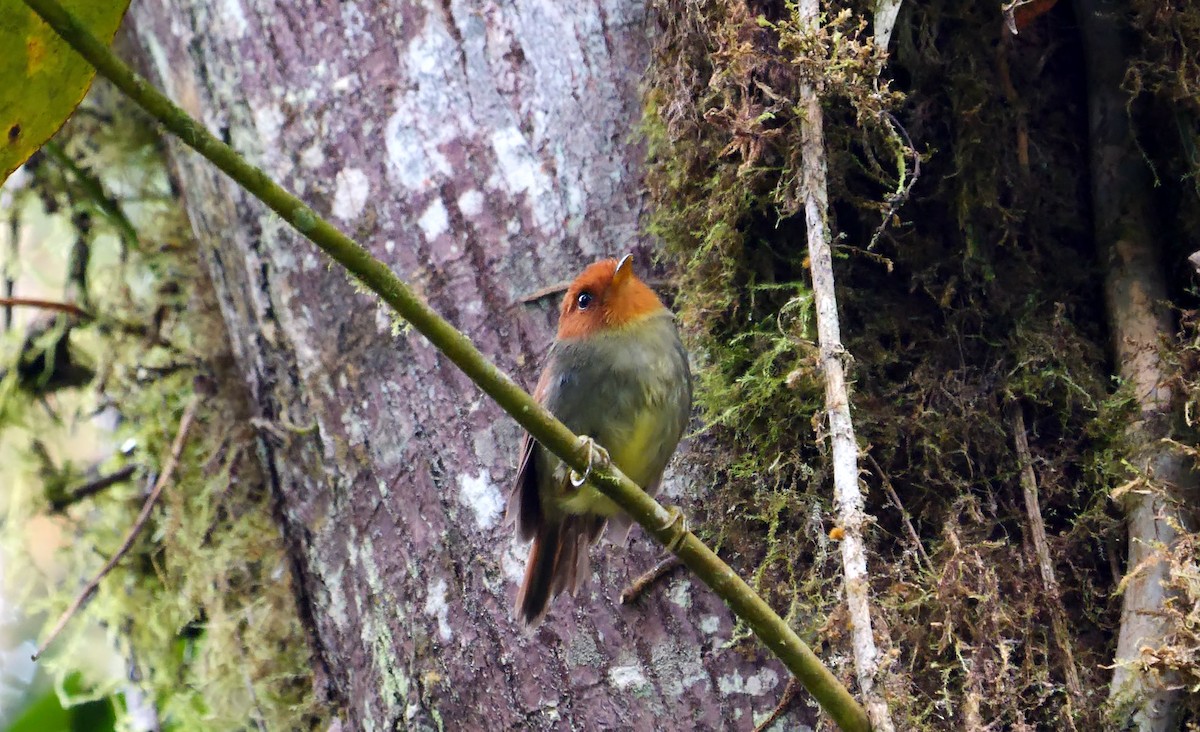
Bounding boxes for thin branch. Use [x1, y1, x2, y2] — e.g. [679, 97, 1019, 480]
[866, 452, 933, 573]
[866, 111, 921, 251]
[4, 207, 16, 331]
[797, 1, 895, 729]
[620, 555, 684, 604]
[50, 464, 138, 512]
[0, 296, 91, 319]
[754, 676, 800, 732]
[22, 1, 870, 727]
[43, 140, 140, 252]
[33, 396, 199, 660]
[1007, 401, 1083, 701]
[518, 280, 571, 304]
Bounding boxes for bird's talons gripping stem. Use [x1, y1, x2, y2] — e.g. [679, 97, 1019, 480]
[569, 435, 611, 488]
[659, 505, 690, 553]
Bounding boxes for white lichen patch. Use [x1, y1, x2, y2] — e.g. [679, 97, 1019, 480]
[417, 198, 449, 240]
[457, 189, 484, 217]
[566, 630, 603, 668]
[251, 103, 285, 150]
[457, 471, 503, 530]
[607, 659, 650, 691]
[501, 541, 526, 584]
[217, 0, 248, 38]
[700, 614, 721, 635]
[333, 167, 371, 221]
[718, 667, 780, 696]
[300, 142, 325, 170]
[489, 126, 557, 230]
[667, 579, 692, 609]
[423, 577, 453, 643]
[384, 15, 463, 191]
[650, 637, 709, 696]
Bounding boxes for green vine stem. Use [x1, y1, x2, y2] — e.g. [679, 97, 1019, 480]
[20, 0, 870, 728]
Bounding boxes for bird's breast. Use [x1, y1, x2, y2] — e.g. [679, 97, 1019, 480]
[538, 314, 691, 509]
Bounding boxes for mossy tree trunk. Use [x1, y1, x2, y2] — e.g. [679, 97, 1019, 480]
[123, 0, 806, 728]
[1077, 0, 1197, 728]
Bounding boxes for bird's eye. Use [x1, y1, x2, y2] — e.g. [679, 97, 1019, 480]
[576, 292, 593, 310]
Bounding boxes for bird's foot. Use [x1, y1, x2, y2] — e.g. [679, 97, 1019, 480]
[658, 504, 690, 553]
[569, 435, 611, 488]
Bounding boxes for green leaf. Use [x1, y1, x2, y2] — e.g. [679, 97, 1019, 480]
[6, 689, 71, 732]
[0, 0, 129, 183]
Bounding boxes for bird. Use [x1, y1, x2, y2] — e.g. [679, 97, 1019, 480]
[509, 254, 692, 625]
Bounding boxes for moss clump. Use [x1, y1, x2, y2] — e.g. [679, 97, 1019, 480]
[645, 0, 1200, 727]
[1, 80, 326, 730]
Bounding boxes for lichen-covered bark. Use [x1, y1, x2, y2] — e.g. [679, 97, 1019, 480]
[125, 0, 803, 728]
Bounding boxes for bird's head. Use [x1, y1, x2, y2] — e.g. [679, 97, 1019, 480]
[556, 255, 666, 340]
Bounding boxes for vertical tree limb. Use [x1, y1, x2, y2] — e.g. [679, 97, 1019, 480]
[873, 0, 905, 51]
[797, 2, 895, 729]
[1074, 0, 1196, 728]
[1007, 402, 1083, 703]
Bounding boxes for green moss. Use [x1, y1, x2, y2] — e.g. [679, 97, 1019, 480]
[1, 80, 325, 730]
[643, 0, 1200, 727]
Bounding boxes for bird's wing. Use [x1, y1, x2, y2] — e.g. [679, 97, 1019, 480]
[507, 356, 556, 541]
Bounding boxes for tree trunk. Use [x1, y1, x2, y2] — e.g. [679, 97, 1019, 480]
[125, 0, 802, 728]
[1076, 0, 1196, 728]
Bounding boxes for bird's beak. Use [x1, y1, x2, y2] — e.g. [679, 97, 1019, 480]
[612, 254, 634, 288]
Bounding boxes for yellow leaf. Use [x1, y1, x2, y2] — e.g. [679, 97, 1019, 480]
[0, 0, 130, 182]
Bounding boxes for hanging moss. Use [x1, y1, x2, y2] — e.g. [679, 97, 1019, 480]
[1, 79, 326, 730]
[645, 0, 1200, 727]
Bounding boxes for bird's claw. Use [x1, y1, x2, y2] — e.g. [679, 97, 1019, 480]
[659, 505, 689, 553]
[569, 435, 611, 488]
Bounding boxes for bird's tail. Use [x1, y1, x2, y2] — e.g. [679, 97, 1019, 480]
[515, 516, 604, 625]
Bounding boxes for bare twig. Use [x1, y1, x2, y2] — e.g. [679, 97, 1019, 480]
[0, 296, 91, 319]
[797, 1, 895, 729]
[4, 208, 16, 331]
[1007, 401, 1083, 702]
[867, 111, 921, 250]
[33, 396, 199, 660]
[620, 555, 684, 604]
[754, 676, 800, 732]
[518, 280, 571, 304]
[50, 464, 138, 512]
[866, 452, 933, 573]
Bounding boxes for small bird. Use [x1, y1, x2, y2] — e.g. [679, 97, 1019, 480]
[509, 255, 692, 625]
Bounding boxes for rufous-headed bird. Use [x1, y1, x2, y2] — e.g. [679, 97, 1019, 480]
[510, 255, 692, 625]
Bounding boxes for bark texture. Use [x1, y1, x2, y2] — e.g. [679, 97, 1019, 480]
[1076, 0, 1196, 728]
[126, 0, 802, 728]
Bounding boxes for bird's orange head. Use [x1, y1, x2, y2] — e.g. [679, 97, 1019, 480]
[556, 255, 666, 340]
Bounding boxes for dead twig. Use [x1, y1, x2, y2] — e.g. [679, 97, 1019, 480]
[33, 396, 200, 660]
[754, 677, 800, 732]
[0, 296, 91, 320]
[866, 452, 933, 573]
[50, 464, 138, 512]
[620, 555, 684, 604]
[1007, 401, 1083, 703]
[518, 280, 572, 304]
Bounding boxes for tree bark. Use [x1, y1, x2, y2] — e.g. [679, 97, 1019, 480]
[1076, 1, 1196, 728]
[125, 0, 803, 728]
